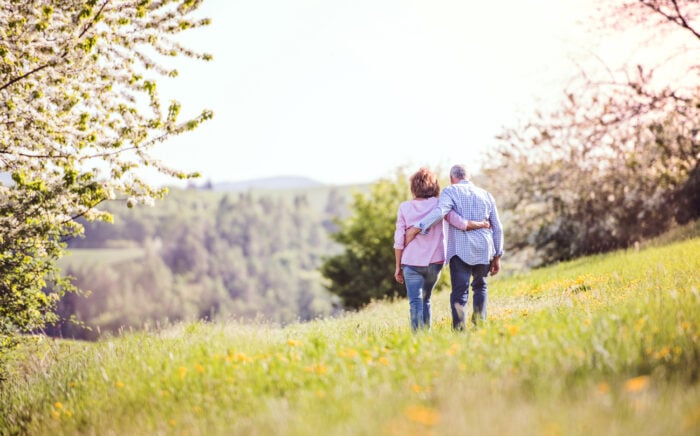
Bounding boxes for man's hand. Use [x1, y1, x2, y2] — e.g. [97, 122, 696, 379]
[394, 267, 404, 284]
[489, 256, 501, 276]
[404, 226, 421, 246]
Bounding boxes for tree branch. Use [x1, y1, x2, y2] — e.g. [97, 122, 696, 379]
[670, 0, 700, 40]
[0, 0, 113, 93]
[639, 0, 700, 40]
[0, 63, 52, 93]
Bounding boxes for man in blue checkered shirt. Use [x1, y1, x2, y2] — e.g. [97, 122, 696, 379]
[406, 164, 503, 329]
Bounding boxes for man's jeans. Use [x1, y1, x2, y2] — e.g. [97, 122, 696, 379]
[449, 256, 489, 330]
[401, 264, 442, 331]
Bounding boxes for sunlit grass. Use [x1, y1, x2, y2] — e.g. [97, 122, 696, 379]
[1, 238, 699, 435]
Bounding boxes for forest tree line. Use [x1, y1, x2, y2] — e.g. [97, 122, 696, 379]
[47, 187, 351, 339]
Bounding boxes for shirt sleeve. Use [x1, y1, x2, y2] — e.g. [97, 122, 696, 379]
[445, 210, 466, 230]
[416, 190, 456, 234]
[488, 193, 504, 257]
[393, 206, 406, 249]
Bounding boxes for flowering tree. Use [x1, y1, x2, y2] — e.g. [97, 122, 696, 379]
[0, 0, 212, 341]
[483, 0, 700, 266]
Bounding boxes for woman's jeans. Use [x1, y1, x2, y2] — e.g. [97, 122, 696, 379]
[449, 256, 489, 330]
[401, 264, 443, 331]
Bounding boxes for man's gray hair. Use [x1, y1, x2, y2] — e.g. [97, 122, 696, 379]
[450, 164, 469, 181]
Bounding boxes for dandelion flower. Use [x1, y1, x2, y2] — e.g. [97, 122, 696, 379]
[596, 382, 610, 394]
[339, 348, 358, 358]
[653, 347, 671, 360]
[304, 363, 327, 375]
[405, 405, 440, 426]
[683, 406, 700, 432]
[624, 375, 650, 393]
[445, 343, 459, 357]
[507, 325, 520, 336]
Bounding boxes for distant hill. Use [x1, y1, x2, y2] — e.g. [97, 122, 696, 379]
[212, 176, 324, 192]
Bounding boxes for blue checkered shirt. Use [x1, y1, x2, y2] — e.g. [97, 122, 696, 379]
[416, 180, 503, 265]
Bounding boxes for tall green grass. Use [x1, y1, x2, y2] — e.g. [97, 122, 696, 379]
[2, 238, 699, 435]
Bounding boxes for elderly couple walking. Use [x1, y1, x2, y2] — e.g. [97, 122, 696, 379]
[393, 164, 503, 331]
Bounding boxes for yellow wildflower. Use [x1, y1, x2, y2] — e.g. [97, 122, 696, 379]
[178, 366, 187, 379]
[405, 405, 440, 426]
[653, 347, 671, 360]
[304, 363, 327, 375]
[115, 381, 124, 388]
[339, 348, 358, 358]
[445, 343, 459, 357]
[54, 402, 63, 409]
[233, 352, 253, 363]
[507, 325, 520, 336]
[596, 382, 610, 394]
[379, 357, 390, 366]
[287, 339, 302, 347]
[683, 406, 700, 432]
[195, 363, 205, 373]
[624, 375, 650, 393]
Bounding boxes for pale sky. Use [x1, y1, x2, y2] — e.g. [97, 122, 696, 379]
[151, 0, 600, 186]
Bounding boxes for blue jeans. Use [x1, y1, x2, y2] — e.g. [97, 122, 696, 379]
[402, 264, 443, 331]
[449, 256, 489, 329]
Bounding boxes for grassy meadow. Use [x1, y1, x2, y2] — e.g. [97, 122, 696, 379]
[1, 237, 699, 435]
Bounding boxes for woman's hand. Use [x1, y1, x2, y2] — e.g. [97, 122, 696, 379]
[466, 219, 490, 230]
[394, 267, 404, 284]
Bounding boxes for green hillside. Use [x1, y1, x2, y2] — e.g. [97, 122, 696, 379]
[51, 183, 373, 338]
[2, 237, 699, 435]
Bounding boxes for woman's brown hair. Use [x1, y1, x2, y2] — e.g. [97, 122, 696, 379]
[410, 167, 440, 199]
